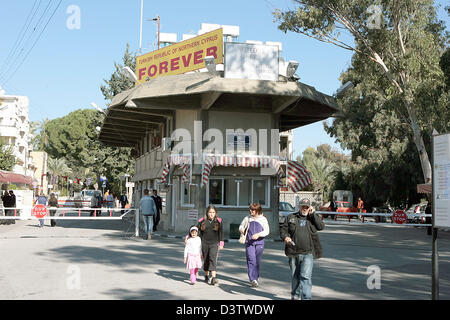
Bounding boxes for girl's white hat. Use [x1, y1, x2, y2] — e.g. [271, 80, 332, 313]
[190, 226, 198, 233]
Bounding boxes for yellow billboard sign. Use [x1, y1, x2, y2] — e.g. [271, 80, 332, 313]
[136, 28, 223, 84]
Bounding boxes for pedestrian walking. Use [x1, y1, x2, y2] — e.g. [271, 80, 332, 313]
[152, 189, 162, 231]
[119, 191, 128, 214]
[48, 193, 58, 227]
[1, 190, 12, 225]
[357, 197, 364, 220]
[197, 205, 224, 285]
[90, 192, 98, 217]
[106, 192, 114, 209]
[239, 203, 270, 288]
[184, 226, 203, 285]
[36, 192, 48, 228]
[280, 198, 325, 300]
[140, 189, 157, 240]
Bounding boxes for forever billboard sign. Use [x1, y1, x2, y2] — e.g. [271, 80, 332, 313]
[136, 29, 223, 84]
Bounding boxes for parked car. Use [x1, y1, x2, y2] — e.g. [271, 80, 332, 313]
[279, 201, 296, 224]
[74, 190, 103, 208]
[372, 205, 393, 223]
[406, 202, 428, 223]
[335, 201, 366, 219]
[318, 201, 335, 219]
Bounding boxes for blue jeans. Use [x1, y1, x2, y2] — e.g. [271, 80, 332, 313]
[288, 253, 314, 300]
[142, 214, 154, 234]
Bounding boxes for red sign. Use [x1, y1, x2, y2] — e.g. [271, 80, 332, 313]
[32, 204, 48, 219]
[392, 210, 407, 224]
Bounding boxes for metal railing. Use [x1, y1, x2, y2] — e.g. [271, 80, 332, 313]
[315, 211, 432, 227]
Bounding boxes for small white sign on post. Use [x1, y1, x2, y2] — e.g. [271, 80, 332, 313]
[188, 209, 198, 221]
[433, 133, 450, 228]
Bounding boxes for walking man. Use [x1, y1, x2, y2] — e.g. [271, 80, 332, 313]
[140, 189, 157, 239]
[119, 191, 128, 214]
[36, 192, 48, 228]
[357, 197, 364, 220]
[280, 198, 325, 300]
[1, 190, 12, 225]
[151, 189, 162, 231]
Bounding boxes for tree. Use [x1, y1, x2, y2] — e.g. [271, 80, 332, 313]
[274, 0, 448, 184]
[47, 157, 72, 193]
[297, 144, 351, 201]
[100, 43, 136, 105]
[0, 140, 15, 171]
[43, 109, 134, 195]
[30, 118, 49, 151]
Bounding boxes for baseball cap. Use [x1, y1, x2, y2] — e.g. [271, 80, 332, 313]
[299, 198, 311, 207]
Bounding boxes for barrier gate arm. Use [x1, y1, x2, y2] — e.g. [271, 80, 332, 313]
[1, 206, 141, 236]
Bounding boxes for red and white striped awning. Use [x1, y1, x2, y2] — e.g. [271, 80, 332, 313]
[161, 154, 192, 184]
[201, 154, 284, 187]
[0, 170, 33, 185]
[159, 153, 312, 192]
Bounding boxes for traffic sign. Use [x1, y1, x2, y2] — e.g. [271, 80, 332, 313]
[32, 204, 48, 219]
[392, 210, 407, 224]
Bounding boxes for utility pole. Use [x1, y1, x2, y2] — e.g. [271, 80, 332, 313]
[139, 0, 144, 54]
[151, 16, 160, 49]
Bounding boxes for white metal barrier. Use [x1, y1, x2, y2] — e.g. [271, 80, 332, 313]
[315, 211, 432, 227]
[0, 207, 141, 237]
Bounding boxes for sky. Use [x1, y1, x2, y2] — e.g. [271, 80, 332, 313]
[0, 0, 448, 159]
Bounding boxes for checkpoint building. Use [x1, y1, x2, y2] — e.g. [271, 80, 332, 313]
[98, 25, 338, 237]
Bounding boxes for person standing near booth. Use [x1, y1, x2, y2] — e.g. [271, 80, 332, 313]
[152, 189, 162, 232]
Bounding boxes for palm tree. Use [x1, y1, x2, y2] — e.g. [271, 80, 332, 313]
[47, 157, 72, 194]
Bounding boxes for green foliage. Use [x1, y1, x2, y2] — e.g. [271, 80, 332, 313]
[0, 141, 16, 171]
[274, 0, 449, 186]
[100, 43, 136, 105]
[275, 0, 449, 207]
[42, 109, 134, 195]
[297, 144, 351, 201]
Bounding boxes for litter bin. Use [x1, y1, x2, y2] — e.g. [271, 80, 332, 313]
[229, 223, 240, 239]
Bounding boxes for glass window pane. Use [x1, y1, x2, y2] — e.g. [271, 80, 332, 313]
[238, 179, 251, 207]
[209, 179, 223, 205]
[224, 179, 237, 206]
[253, 180, 267, 206]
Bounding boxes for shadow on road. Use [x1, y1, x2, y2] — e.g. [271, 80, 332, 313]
[30, 219, 450, 300]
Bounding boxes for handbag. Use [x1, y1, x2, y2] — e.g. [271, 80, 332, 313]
[239, 217, 250, 244]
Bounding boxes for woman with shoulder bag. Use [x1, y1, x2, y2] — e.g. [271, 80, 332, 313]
[239, 203, 270, 287]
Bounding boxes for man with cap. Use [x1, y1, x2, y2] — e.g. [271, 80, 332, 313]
[280, 198, 325, 300]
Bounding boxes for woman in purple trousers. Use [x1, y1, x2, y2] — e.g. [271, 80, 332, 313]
[239, 203, 270, 288]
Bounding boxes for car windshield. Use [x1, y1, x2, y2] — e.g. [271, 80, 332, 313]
[280, 202, 295, 211]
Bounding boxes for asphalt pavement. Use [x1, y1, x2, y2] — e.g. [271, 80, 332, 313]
[0, 216, 449, 300]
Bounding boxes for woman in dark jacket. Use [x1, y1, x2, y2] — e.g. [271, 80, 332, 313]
[197, 205, 224, 286]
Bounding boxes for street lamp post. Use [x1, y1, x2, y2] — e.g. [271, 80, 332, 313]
[139, 0, 144, 54]
[151, 16, 160, 49]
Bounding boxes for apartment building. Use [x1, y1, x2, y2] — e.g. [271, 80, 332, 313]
[0, 91, 36, 178]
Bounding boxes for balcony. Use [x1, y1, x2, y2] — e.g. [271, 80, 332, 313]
[0, 126, 19, 137]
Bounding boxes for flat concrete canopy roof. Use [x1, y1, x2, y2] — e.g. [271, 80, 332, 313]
[99, 72, 338, 147]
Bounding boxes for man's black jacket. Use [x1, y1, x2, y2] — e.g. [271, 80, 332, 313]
[280, 211, 325, 259]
